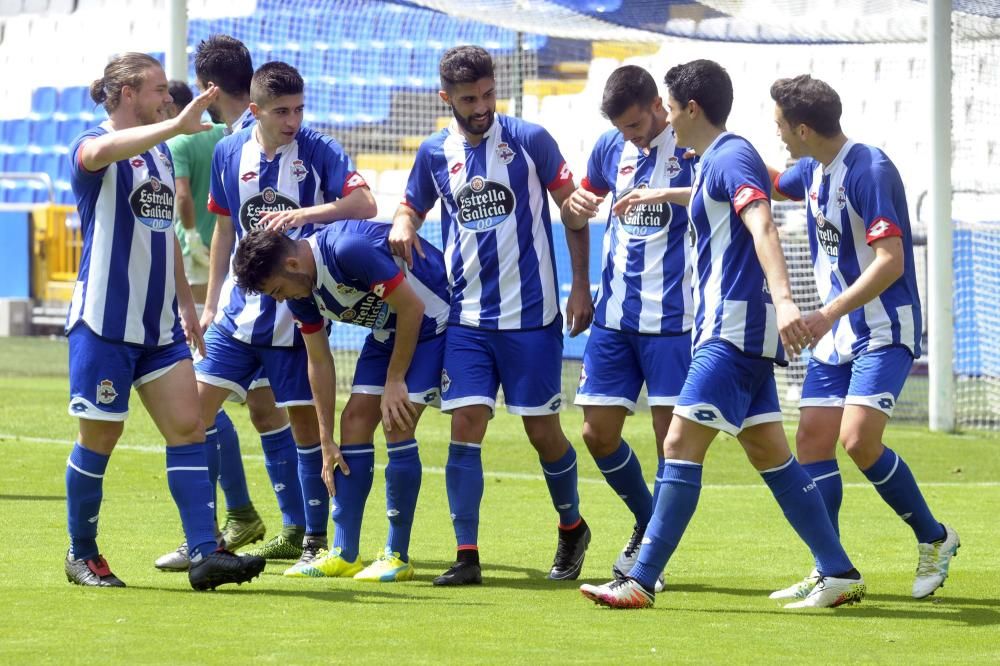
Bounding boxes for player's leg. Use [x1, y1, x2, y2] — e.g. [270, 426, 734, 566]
[842, 347, 958, 598]
[434, 326, 497, 586]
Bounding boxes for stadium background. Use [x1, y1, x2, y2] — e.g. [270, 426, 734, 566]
[0, 0, 996, 430]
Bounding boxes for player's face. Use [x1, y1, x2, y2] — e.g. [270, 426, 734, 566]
[261, 269, 312, 302]
[611, 99, 665, 150]
[441, 78, 496, 136]
[196, 76, 224, 124]
[774, 106, 806, 158]
[130, 67, 172, 126]
[665, 94, 690, 145]
[253, 94, 305, 147]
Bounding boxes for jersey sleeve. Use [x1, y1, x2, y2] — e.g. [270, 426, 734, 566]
[314, 133, 367, 200]
[287, 297, 325, 335]
[774, 158, 809, 201]
[207, 141, 230, 216]
[69, 127, 109, 183]
[713, 140, 771, 216]
[850, 157, 905, 244]
[402, 140, 440, 217]
[333, 233, 406, 298]
[167, 135, 191, 180]
[523, 123, 573, 192]
[581, 133, 612, 196]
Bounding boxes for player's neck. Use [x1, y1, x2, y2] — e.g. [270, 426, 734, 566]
[107, 108, 142, 132]
[221, 95, 251, 131]
[253, 125, 287, 160]
[812, 134, 850, 168]
[297, 241, 317, 284]
[689, 124, 725, 156]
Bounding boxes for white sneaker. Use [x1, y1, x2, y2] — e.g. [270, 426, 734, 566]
[611, 524, 665, 592]
[580, 578, 654, 609]
[769, 569, 820, 600]
[784, 574, 866, 609]
[913, 524, 960, 599]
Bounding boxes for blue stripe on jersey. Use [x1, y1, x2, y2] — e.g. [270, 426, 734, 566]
[502, 122, 544, 329]
[100, 163, 136, 342]
[617, 146, 658, 332]
[141, 156, 167, 346]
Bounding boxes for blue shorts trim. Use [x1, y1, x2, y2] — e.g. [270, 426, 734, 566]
[68, 325, 192, 421]
[673, 339, 782, 436]
[800, 345, 913, 417]
[351, 333, 445, 408]
[574, 325, 692, 413]
[195, 325, 312, 407]
[441, 321, 564, 416]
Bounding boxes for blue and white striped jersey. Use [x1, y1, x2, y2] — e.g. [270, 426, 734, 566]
[224, 107, 255, 135]
[66, 122, 182, 347]
[689, 132, 784, 363]
[404, 114, 574, 330]
[776, 140, 922, 363]
[582, 125, 694, 334]
[288, 220, 450, 343]
[208, 125, 367, 347]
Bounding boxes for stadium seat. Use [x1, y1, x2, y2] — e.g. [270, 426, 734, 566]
[29, 119, 58, 153]
[3, 119, 31, 151]
[58, 87, 93, 119]
[30, 86, 58, 119]
[9, 152, 33, 173]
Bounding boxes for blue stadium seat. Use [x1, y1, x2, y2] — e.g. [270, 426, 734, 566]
[32, 153, 62, 180]
[57, 119, 89, 147]
[30, 119, 59, 151]
[322, 49, 353, 82]
[58, 188, 76, 205]
[10, 152, 33, 173]
[2, 119, 31, 149]
[269, 48, 309, 75]
[31, 86, 59, 118]
[260, 14, 293, 49]
[59, 86, 91, 117]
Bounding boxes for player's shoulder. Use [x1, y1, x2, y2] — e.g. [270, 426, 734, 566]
[497, 113, 552, 144]
[844, 142, 903, 187]
[708, 133, 765, 171]
[592, 127, 623, 154]
[215, 126, 252, 157]
[295, 126, 346, 154]
[415, 128, 449, 159]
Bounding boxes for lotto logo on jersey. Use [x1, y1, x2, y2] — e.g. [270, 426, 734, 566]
[815, 211, 841, 257]
[238, 187, 299, 232]
[616, 183, 671, 237]
[129, 177, 174, 231]
[454, 176, 515, 232]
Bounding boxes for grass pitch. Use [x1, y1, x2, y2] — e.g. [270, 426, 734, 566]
[0, 336, 998, 664]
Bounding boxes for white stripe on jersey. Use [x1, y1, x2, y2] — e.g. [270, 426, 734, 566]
[693, 174, 734, 349]
[74, 162, 117, 333]
[520, 148, 558, 328]
[485, 128, 524, 329]
[441, 135, 484, 326]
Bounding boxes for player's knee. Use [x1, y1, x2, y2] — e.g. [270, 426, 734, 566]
[523, 416, 564, 451]
[450, 406, 489, 442]
[840, 431, 881, 468]
[247, 402, 287, 433]
[287, 407, 320, 444]
[795, 422, 836, 461]
[340, 400, 380, 443]
[581, 421, 618, 458]
[174, 413, 205, 444]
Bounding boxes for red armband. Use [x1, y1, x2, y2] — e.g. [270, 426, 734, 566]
[342, 171, 370, 197]
[547, 161, 573, 192]
[866, 217, 903, 244]
[296, 319, 325, 335]
[732, 185, 768, 215]
[772, 170, 801, 202]
[372, 271, 405, 299]
[580, 176, 610, 197]
[400, 200, 428, 219]
[207, 192, 230, 216]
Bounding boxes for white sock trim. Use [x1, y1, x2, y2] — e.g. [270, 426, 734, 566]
[760, 456, 795, 475]
[812, 470, 842, 482]
[66, 458, 104, 479]
[597, 446, 634, 475]
[165, 466, 209, 472]
[259, 423, 292, 438]
[870, 451, 900, 486]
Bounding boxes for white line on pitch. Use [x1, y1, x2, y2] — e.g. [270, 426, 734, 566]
[3, 432, 998, 489]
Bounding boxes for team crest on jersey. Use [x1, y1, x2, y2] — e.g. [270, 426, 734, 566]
[441, 368, 452, 394]
[335, 283, 360, 296]
[157, 152, 172, 171]
[290, 159, 308, 182]
[238, 186, 299, 232]
[815, 211, 841, 257]
[495, 142, 516, 165]
[96, 379, 117, 405]
[836, 186, 847, 209]
[129, 176, 174, 231]
[616, 183, 672, 237]
[340, 308, 357, 322]
[578, 364, 587, 390]
[665, 156, 682, 179]
[455, 176, 515, 232]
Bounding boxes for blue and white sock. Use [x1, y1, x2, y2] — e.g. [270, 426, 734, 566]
[165, 443, 217, 562]
[215, 410, 251, 511]
[260, 425, 305, 528]
[66, 443, 109, 561]
[385, 439, 422, 561]
[297, 443, 328, 536]
[331, 444, 375, 562]
[863, 446, 945, 544]
[594, 440, 653, 528]
[540, 445, 581, 528]
[802, 459, 843, 535]
[446, 442, 484, 549]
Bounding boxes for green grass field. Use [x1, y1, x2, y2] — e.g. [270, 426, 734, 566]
[1, 337, 998, 664]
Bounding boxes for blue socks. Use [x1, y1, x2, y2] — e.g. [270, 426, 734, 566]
[331, 444, 375, 562]
[260, 425, 305, 528]
[629, 460, 702, 589]
[297, 443, 329, 536]
[385, 439, 422, 561]
[863, 446, 945, 544]
[446, 442, 484, 548]
[165, 443, 217, 561]
[594, 440, 653, 528]
[203, 425, 220, 503]
[540, 444, 581, 527]
[761, 456, 853, 576]
[215, 410, 251, 511]
[802, 459, 843, 535]
[65, 443, 109, 561]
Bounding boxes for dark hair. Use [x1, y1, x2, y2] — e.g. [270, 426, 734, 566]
[601, 65, 659, 119]
[89, 52, 162, 113]
[232, 230, 295, 295]
[250, 61, 304, 105]
[168, 80, 193, 109]
[770, 74, 843, 138]
[194, 34, 253, 97]
[663, 59, 733, 127]
[439, 45, 494, 89]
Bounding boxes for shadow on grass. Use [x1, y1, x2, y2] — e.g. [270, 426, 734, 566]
[126, 583, 493, 605]
[0, 494, 64, 501]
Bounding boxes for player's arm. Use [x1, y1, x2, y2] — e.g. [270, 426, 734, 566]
[389, 204, 427, 269]
[261, 185, 378, 232]
[173, 233, 205, 356]
[740, 199, 812, 358]
[381, 279, 424, 433]
[560, 184, 604, 231]
[551, 181, 594, 337]
[78, 86, 218, 172]
[766, 166, 789, 202]
[766, 161, 807, 203]
[174, 176, 209, 266]
[200, 214, 235, 331]
[612, 186, 691, 217]
[302, 326, 349, 495]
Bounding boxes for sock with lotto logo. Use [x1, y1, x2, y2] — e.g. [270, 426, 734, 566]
[215, 410, 251, 511]
[863, 446, 945, 544]
[165, 443, 218, 562]
[65, 443, 110, 561]
[446, 442, 484, 549]
[594, 440, 653, 528]
[203, 426, 220, 512]
[802, 459, 843, 535]
[296, 443, 328, 536]
[385, 439, 422, 561]
[761, 456, 853, 576]
[540, 445, 582, 528]
[331, 444, 375, 562]
[629, 460, 702, 590]
[260, 425, 305, 528]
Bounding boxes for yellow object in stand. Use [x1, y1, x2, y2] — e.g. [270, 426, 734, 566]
[32, 204, 80, 303]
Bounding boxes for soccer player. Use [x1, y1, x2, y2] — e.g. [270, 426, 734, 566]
[231, 223, 450, 581]
[390, 45, 590, 586]
[767, 74, 958, 600]
[561, 65, 694, 588]
[199, 61, 377, 572]
[579, 59, 865, 609]
[64, 52, 264, 589]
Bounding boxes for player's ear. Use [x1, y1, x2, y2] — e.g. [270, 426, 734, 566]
[438, 89, 450, 106]
[652, 96, 664, 113]
[249, 102, 260, 117]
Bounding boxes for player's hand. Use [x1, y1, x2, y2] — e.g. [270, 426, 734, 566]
[803, 309, 835, 349]
[564, 188, 603, 220]
[775, 299, 811, 359]
[612, 188, 665, 218]
[565, 281, 594, 337]
[382, 378, 418, 433]
[198, 306, 215, 334]
[389, 218, 425, 269]
[180, 301, 206, 357]
[185, 229, 210, 267]
[261, 207, 310, 234]
[173, 85, 219, 135]
[320, 439, 349, 496]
